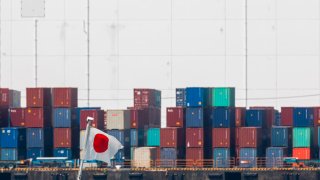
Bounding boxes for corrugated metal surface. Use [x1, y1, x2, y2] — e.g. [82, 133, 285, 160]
[293, 108, 314, 127]
[186, 128, 204, 148]
[147, 128, 160, 146]
[130, 129, 145, 147]
[176, 88, 186, 107]
[293, 148, 310, 160]
[271, 126, 291, 147]
[238, 127, 261, 148]
[314, 107, 320, 126]
[25, 108, 51, 128]
[160, 128, 185, 148]
[129, 108, 147, 129]
[74, 107, 100, 126]
[212, 87, 235, 107]
[105, 129, 130, 147]
[53, 148, 73, 159]
[26, 88, 51, 107]
[186, 107, 203, 128]
[266, 147, 287, 168]
[212, 107, 235, 128]
[9, 108, 25, 127]
[52, 88, 78, 108]
[250, 107, 274, 128]
[281, 107, 293, 126]
[293, 127, 312, 147]
[54, 128, 73, 148]
[166, 107, 185, 128]
[186, 87, 209, 107]
[0, 148, 25, 161]
[0, 108, 9, 127]
[239, 148, 257, 168]
[212, 128, 233, 148]
[134, 89, 161, 108]
[26, 128, 52, 148]
[0, 89, 20, 108]
[105, 110, 131, 130]
[0, 128, 26, 148]
[53, 108, 76, 128]
[80, 109, 104, 130]
[132, 147, 157, 168]
[245, 110, 266, 127]
[186, 148, 204, 167]
[213, 148, 231, 168]
[160, 148, 185, 167]
[235, 107, 246, 127]
[26, 148, 48, 160]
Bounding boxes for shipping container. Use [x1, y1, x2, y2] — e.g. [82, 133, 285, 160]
[74, 107, 100, 126]
[0, 148, 25, 161]
[293, 148, 310, 160]
[53, 148, 73, 159]
[159, 148, 185, 167]
[213, 148, 231, 168]
[166, 107, 185, 128]
[52, 88, 78, 108]
[186, 128, 204, 148]
[129, 107, 147, 129]
[80, 109, 104, 130]
[271, 126, 292, 147]
[26, 88, 51, 107]
[281, 107, 293, 126]
[186, 107, 204, 128]
[235, 107, 246, 127]
[53, 108, 77, 128]
[105, 110, 131, 130]
[186, 87, 209, 107]
[9, 108, 25, 127]
[274, 110, 281, 126]
[132, 147, 157, 168]
[250, 107, 274, 128]
[211, 87, 235, 107]
[211, 107, 235, 128]
[147, 128, 160, 147]
[105, 129, 130, 147]
[0, 89, 20, 108]
[27, 148, 50, 160]
[160, 128, 185, 148]
[245, 110, 266, 127]
[0, 128, 26, 148]
[25, 108, 51, 128]
[130, 129, 145, 147]
[129, 107, 160, 128]
[0, 108, 9, 127]
[54, 128, 79, 148]
[293, 108, 314, 127]
[293, 127, 312, 147]
[176, 88, 186, 107]
[238, 127, 262, 148]
[314, 107, 320, 126]
[239, 148, 257, 168]
[26, 128, 52, 148]
[186, 147, 208, 167]
[212, 128, 234, 148]
[266, 147, 287, 168]
[134, 89, 161, 108]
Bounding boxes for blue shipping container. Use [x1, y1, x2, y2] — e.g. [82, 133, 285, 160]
[27, 148, 45, 160]
[160, 148, 184, 167]
[293, 108, 314, 127]
[130, 129, 145, 147]
[274, 110, 281, 126]
[245, 110, 266, 127]
[53, 108, 77, 128]
[186, 87, 209, 107]
[213, 148, 231, 168]
[27, 128, 52, 148]
[271, 127, 291, 147]
[212, 107, 235, 128]
[266, 147, 287, 168]
[176, 88, 186, 107]
[106, 129, 130, 147]
[1, 148, 26, 161]
[239, 148, 257, 168]
[186, 107, 204, 128]
[54, 148, 73, 159]
[0, 127, 26, 148]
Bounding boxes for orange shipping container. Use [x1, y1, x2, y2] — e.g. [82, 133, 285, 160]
[293, 148, 310, 160]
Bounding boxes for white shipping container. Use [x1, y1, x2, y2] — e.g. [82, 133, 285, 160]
[132, 147, 157, 168]
[105, 110, 131, 130]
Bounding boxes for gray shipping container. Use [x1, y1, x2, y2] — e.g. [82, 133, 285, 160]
[105, 110, 131, 130]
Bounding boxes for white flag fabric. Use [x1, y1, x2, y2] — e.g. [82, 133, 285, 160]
[83, 127, 123, 164]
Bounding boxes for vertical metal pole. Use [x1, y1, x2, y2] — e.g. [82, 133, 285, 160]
[87, 0, 90, 107]
[245, 0, 248, 108]
[35, 19, 38, 87]
[0, 0, 2, 88]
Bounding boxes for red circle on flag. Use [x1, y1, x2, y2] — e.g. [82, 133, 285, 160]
[93, 133, 109, 153]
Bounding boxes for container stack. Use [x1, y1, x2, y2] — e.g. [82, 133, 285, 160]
[25, 88, 53, 159]
[52, 88, 79, 159]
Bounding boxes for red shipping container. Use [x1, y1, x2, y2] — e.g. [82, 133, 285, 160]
[160, 128, 185, 148]
[238, 127, 261, 148]
[25, 108, 51, 128]
[26, 88, 51, 107]
[128, 107, 147, 129]
[212, 128, 234, 148]
[80, 109, 104, 130]
[54, 128, 72, 148]
[0, 88, 20, 108]
[186, 128, 204, 148]
[129, 107, 160, 128]
[235, 128, 239, 147]
[250, 106, 274, 128]
[314, 107, 320, 126]
[235, 107, 246, 127]
[134, 89, 160, 108]
[293, 148, 310, 160]
[186, 148, 204, 167]
[9, 108, 25, 127]
[167, 107, 185, 127]
[281, 107, 293, 126]
[52, 88, 78, 108]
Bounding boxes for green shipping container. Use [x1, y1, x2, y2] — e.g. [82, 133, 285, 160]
[147, 128, 160, 146]
[293, 128, 312, 147]
[212, 87, 235, 107]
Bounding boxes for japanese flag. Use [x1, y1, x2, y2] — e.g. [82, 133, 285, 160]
[83, 127, 123, 164]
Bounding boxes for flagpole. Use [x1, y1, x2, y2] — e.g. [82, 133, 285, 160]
[77, 117, 94, 180]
